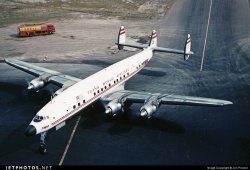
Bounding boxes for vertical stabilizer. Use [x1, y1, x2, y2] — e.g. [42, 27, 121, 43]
[118, 26, 126, 50]
[184, 34, 191, 60]
[148, 30, 157, 49]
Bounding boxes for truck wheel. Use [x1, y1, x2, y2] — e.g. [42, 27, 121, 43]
[29, 32, 34, 37]
[49, 31, 53, 34]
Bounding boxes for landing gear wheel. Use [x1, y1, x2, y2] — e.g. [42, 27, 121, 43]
[39, 131, 48, 154]
[39, 144, 47, 154]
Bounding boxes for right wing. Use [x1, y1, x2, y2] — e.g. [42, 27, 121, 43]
[4, 58, 81, 93]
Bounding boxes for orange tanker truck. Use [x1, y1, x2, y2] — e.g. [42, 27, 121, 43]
[17, 23, 55, 37]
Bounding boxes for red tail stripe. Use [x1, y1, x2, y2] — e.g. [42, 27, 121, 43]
[120, 28, 125, 35]
[152, 33, 157, 39]
[186, 39, 191, 44]
[120, 30, 125, 35]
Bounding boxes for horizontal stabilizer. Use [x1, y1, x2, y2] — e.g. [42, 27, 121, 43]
[153, 47, 194, 55]
[116, 26, 194, 59]
[115, 42, 147, 49]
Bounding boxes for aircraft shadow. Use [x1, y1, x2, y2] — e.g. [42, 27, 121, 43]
[237, 137, 250, 156]
[81, 59, 112, 68]
[0, 124, 39, 158]
[81, 59, 166, 77]
[0, 82, 53, 157]
[0, 82, 52, 106]
[80, 105, 185, 135]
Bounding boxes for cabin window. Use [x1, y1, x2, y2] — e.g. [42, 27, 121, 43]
[109, 84, 111, 87]
[105, 86, 107, 89]
[124, 75, 125, 78]
[83, 100, 85, 103]
[101, 88, 103, 91]
[73, 105, 76, 109]
[94, 92, 96, 96]
[78, 103, 80, 106]
[127, 73, 129, 76]
[116, 79, 118, 82]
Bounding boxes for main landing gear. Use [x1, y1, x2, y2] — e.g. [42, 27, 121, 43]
[39, 131, 48, 154]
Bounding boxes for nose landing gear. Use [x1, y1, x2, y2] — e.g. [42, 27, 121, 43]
[39, 131, 48, 154]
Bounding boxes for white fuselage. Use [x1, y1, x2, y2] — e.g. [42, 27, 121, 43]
[30, 48, 153, 134]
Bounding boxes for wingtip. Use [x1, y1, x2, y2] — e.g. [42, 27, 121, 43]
[4, 59, 9, 63]
[223, 100, 233, 106]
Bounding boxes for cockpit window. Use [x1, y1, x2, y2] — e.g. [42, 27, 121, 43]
[33, 115, 48, 122]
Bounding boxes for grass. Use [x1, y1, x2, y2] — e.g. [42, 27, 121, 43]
[0, 0, 175, 28]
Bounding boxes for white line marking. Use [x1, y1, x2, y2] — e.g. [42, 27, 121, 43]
[59, 116, 81, 165]
[200, 0, 213, 71]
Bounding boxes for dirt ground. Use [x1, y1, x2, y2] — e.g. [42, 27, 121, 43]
[0, 0, 175, 63]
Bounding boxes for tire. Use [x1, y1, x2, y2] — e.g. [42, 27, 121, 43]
[39, 144, 47, 154]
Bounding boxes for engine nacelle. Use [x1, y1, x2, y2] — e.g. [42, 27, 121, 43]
[140, 97, 160, 118]
[28, 77, 46, 91]
[105, 99, 123, 116]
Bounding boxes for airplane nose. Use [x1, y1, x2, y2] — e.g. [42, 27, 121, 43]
[25, 125, 37, 136]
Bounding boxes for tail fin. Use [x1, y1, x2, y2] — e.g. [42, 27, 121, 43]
[148, 30, 157, 48]
[184, 34, 191, 60]
[118, 26, 126, 50]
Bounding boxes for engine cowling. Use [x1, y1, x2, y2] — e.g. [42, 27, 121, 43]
[28, 77, 46, 91]
[105, 99, 123, 116]
[140, 97, 160, 118]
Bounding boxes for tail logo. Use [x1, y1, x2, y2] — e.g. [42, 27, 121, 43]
[120, 26, 125, 35]
[186, 36, 191, 44]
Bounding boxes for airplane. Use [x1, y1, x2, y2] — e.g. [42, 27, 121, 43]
[4, 26, 232, 154]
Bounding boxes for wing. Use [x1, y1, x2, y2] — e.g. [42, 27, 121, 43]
[101, 90, 232, 117]
[4, 58, 81, 89]
[101, 90, 233, 106]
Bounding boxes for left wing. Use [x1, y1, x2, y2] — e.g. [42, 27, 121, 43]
[4, 58, 81, 93]
[101, 90, 233, 118]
